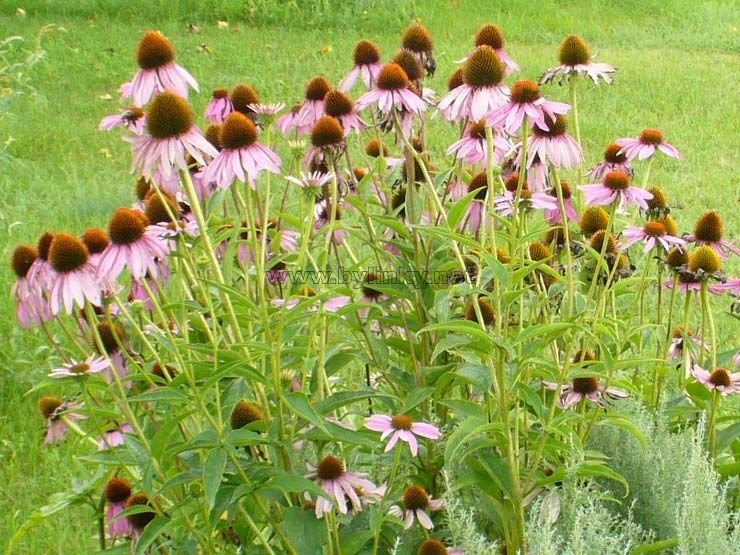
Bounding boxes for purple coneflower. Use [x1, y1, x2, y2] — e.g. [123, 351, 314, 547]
[125, 493, 157, 538]
[356, 63, 427, 116]
[401, 23, 435, 73]
[128, 92, 217, 180]
[616, 128, 681, 161]
[286, 171, 333, 198]
[683, 211, 739, 259]
[305, 115, 346, 169]
[49, 355, 110, 379]
[39, 396, 85, 445]
[581, 170, 653, 210]
[691, 365, 740, 395]
[588, 143, 633, 180]
[272, 286, 350, 313]
[314, 197, 345, 246]
[99, 107, 146, 135]
[126, 31, 198, 106]
[307, 456, 377, 518]
[104, 477, 133, 539]
[389, 485, 444, 530]
[324, 89, 366, 136]
[99, 422, 134, 450]
[526, 114, 582, 169]
[540, 34, 616, 85]
[667, 326, 708, 362]
[457, 24, 519, 75]
[461, 172, 493, 235]
[417, 539, 464, 555]
[544, 181, 579, 225]
[202, 112, 281, 190]
[204, 87, 233, 123]
[486, 80, 569, 133]
[340, 39, 383, 91]
[622, 221, 685, 253]
[709, 278, 740, 296]
[543, 377, 628, 409]
[364, 413, 441, 456]
[247, 102, 285, 120]
[277, 103, 311, 137]
[446, 120, 512, 167]
[360, 273, 389, 305]
[297, 76, 331, 129]
[11, 244, 49, 328]
[47, 233, 102, 315]
[438, 45, 509, 122]
[494, 174, 557, 217]
[97, 208, 169, 282]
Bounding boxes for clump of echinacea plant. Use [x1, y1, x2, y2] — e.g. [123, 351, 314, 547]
[10, 22, 738, 555]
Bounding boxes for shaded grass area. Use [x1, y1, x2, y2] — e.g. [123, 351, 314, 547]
[0, 0, 738, 551]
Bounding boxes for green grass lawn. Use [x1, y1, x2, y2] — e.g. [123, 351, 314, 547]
[1, 0, 738, 551]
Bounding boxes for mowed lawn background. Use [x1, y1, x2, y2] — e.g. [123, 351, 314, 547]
[1, 0, 738, 551]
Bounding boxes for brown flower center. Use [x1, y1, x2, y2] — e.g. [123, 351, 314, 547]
[204, 123, 222, 150]
[391, 414, 413, 430]
[580, 206, 609, 236]
[135, 177, 152, 200]
[37, 232, 54, 260]
[311, 116, 344, 148]
[463, 46, 505, 88]
[418, 539, 448, 555]
[38, 396, 63, 419]
[402, 23, 433, 53]
[230, 84, 261, 114]
[639, 129, 664, 145]
[305, 76, 332, 101]
[532, 114, 568, 137]
[324, 90, 354, 117]
[643, 222, 667, 237]
[529, 242, 550, 261]
[145, 193, 180, 224]
[126, 493, 155, 529]
[11, 244, 37, 278]
[603, 171, 630, 191]
[377, 63, 409, 91]
[136, 31, 174, 70]
[475, 24, 505, 49]
[317, 456, 345, 481]
[689, 245, 721, 274]
[573, 350, 597, 364]
[559, 34, 591, 66]
[393, 49, 424, 82]
[590, 230, 617, 253]
[572, 376, 599, 394]
[646, 186, 667, 210]
[362, 272, 385, 300]
[403, 485, 430, 510]
[104, 477, 132, 503]
[147, 92, 194, 139]
[603, 143, 627, 164]
[70, 362, 90, 375]
[82, 228, 110, 255]
[467, 120, 487, 140]
[220, 112, 259, 150]
[109, 208, 147, 245]
[709, 369, 731, 387]
[212, 87, 229, 99]
[510, 80, 541, 104]
[96, 322, 125, 354]
[353, 39, 381, 65]
[666, 247, 688, 268]
[49, 232, 89, 273]
[468, 172, 489, 199]
[465, 298, 495, 326]
[694, 211, 723, 243]
[365, 139, 388, 158]
[447, 68, 464, 91]
[230, 400, 262, 428]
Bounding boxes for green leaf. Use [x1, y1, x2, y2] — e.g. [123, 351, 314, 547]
[399, 386, 435, 414]
[135, 516, 171, 555]
[632, 538, 679, 554]
[263, 474, 328, 500]
[316, 390, 397, 414]
[418, 320, 493, 350]
[284, 392, 329, 433]
[596, 414, 647, 449]
[447, 189, 477, 230]
[717, 461, 740, 478]
[430, 333, 472, 361]
[444, 417, 487, 466]
[227, 428, 269, 447]
[283, 506, 326, 554]
[203, 447, 227, 510]
[717, 421, 740, 452]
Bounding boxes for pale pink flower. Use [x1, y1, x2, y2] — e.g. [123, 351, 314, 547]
[296, 76, 331, 129]
[621, 222, 686, 253]
[494, 189, 558, 217]
[104, 478, 133, 540]
[47, 233, 102, 315]
[49, 355, 110, 379]
[324, 89, 366, 136]
[356, 63, 427, 116]
[388, 485, 444, 530]
[457, 24, 519, 75]
[683, 211, 740, 259]
[42, 399, 86, 445]
[667, 327, 709, 362]
[543, 182, 579, 225]
[709, 279, 740, 295]
[540, 35, 616, 85]
[99, 107, 146, 135]
[581, 170, 653, 210]
[272, 290, 351, 313]
[691, 365, 740, 395]
[286, 171, 334, 197]
[364, 414, 441, 456]
[98, 422, 134, 450]
[587, 143, 633, 180]
[277, 103, 311, 137]
[314, 198, 346, 245]
[11, 244, 51, 328]
[204, 87, 233, 123]
[486, 80, 570, 134]
[446, 120, 512, 166]
[525, 115, 582, 169]
[126, 31, 198, 106]
[616, 129, 682, 161]
[340, 40, 383, 91]
[542, 378, 628, 409]
[307, 457, 377, 518]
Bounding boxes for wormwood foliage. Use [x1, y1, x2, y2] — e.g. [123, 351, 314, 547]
[7, 18, 739, 555]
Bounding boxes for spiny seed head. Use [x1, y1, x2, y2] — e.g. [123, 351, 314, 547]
[469, 172, 488, 193]
[604, 143, 627, 164]
[689, 245, 721, 274]
[377, 63, 409, 90]
[572, 376, 599, 394]
[391, 414, 413, 430]
[109, 208, 147, 245]
[463, 46, 505, 88]
[510, 80, 541, 104]
[212, 87, 229, 99]
[402, 23, 433, 53]
[204, 123, 222, 150]
[418, 539, 448, 555]
[656, 215, 678, 237]
[317, 456, 344, 480]
[545, 227, 568, 247]
[365, 139, 388, 158]
[220, 112, 259, 150]
[639, 129, 664, 145]
[324, 90, 354, 117]
[136, 31, 174, 70]
[590, 230, 616, 253]
[135, 177, 152, 200]
[603, 171, 630, 191]
[147, 92, 194, 139]
[96, 322, 124, 354]
[532, 114, 568, 137]
[152, 363, 176, 380]
[145, 193, 179, 224]
[504, 173, 527, 193]
[230, 84, 261, 115]
[393, 49, 424, 81]
[529, 242, 550, 261]
[667, 247, 688, 268]
[580, 206, 609, 235]
[126, 493, 155, 529]
[559, 34, 591, 66]
[465, 298, 495, 326]
[298, 286, 317, 297]
[643, 221, 667, 237]
[38, 396, 63, 419]
[49, 233, 89, 273]
[391, 188, 407, 216]
[37, 232, 54, 260]
[353, 39, 381, 65]
[403, 485, 430, 510]
[12, 244, 37, 278]
[447, 68, 464, 91]
[311, 116, 344, 148]
[672, 325, 694, 339]
[104, 477, 132, 503]
[82, 228, 110, 255]
[230, 400, 262, 429]
[694, 211, 723, 243]
[362, 272, 384, 300]
[710, 368, 731, 387]
[475, 24, 505, 49]
[305, 76, 332, 101]
[647, 187, 667, 209]
[573, 350, 596, 364]
[496, 247, 511, 264]
[467, 120, 487, 140]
